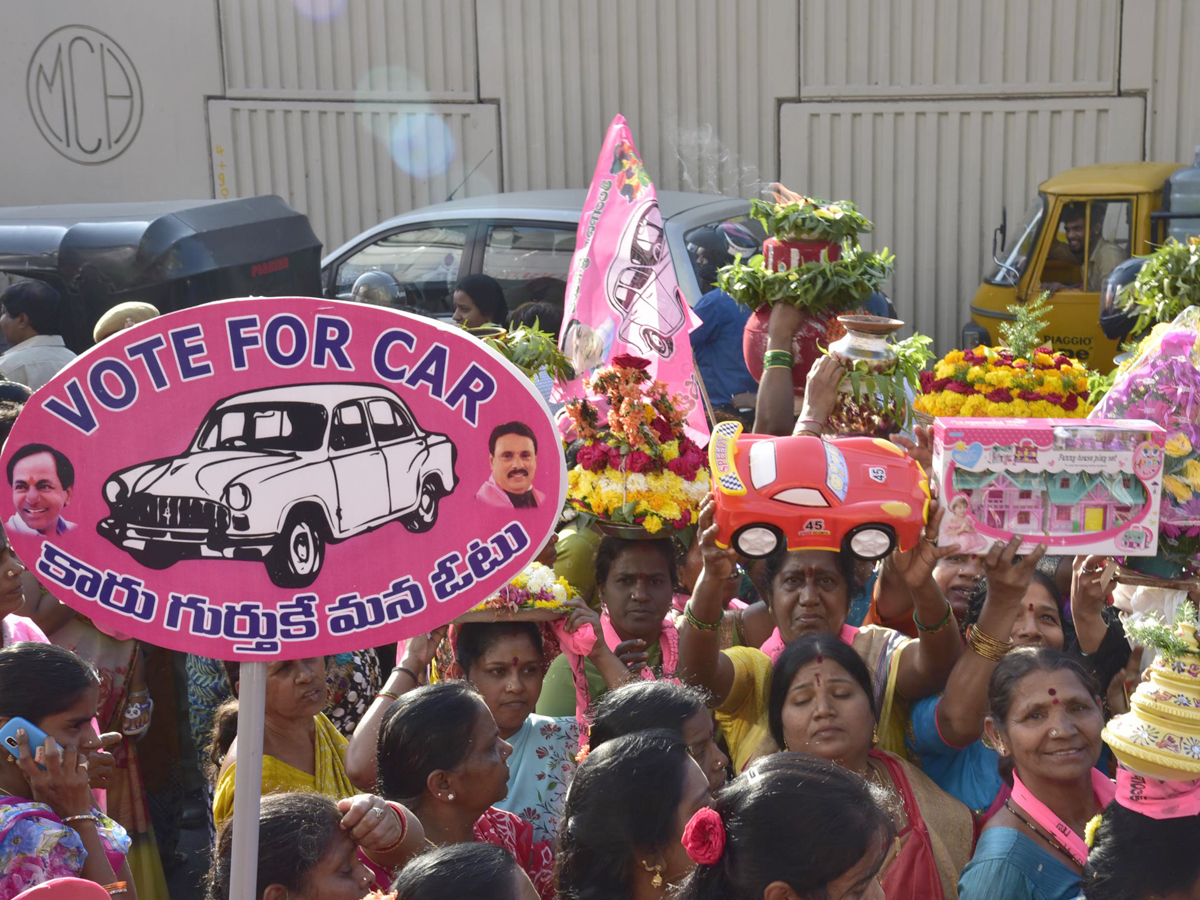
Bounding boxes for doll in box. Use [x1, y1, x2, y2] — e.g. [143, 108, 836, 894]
[940, 493, 991, 553]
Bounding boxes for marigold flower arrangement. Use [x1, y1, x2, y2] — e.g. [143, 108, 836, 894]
[913, 346, 1094, 418]
[565, 354, 710, 535]
[914, 294, 1094, 418]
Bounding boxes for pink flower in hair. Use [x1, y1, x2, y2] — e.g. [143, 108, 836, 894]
[681, 806, 726, 865]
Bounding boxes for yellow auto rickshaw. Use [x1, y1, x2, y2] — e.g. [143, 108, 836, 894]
[964, 162, 1188, 371]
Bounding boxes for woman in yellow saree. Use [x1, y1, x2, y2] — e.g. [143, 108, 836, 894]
[211, 658, 357, 830]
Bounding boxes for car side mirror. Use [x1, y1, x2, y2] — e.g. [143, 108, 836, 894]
[992, 206, 1008, 257]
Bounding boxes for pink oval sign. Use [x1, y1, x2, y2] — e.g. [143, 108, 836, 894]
[1, 298, 564, 660]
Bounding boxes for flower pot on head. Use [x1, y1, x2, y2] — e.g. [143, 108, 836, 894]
[743, 307, 848, 397]
[763, 236, 842, 270]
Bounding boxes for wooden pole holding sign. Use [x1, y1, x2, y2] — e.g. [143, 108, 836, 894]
[229, 662, 267, 900]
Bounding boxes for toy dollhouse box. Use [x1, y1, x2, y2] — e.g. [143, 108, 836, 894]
[933, 418, 1166, 556]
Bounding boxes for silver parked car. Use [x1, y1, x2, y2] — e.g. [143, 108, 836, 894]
[319, 190, 762, 318]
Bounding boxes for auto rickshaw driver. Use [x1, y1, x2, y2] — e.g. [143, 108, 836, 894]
[1041, 201, 1128, 295]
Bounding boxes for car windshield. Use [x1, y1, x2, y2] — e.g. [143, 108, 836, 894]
[985, 196, 1046, 286]
[193, 402, 329, 453]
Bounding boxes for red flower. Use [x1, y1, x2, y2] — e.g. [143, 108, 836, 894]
[606, 444, 624, 469]
[985, 388, 1012, 403]
[682, 807, 726, 866]
[944, 380, 972, 394]
[625, 450, 653, 473]
[651, 416, 674, 442]
[1053, 355, 1071, 367]
[1061, 393, 1080, 411]
[919, 371, 935, 393]
[668, 456, 700, 480]
[611, 354, 650, 370]
[576, 443, 609, 473]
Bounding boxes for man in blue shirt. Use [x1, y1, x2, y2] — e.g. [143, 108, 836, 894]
[687, 225, 759, 418]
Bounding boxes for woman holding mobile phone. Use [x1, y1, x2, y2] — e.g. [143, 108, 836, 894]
[0, 641, 138, 899]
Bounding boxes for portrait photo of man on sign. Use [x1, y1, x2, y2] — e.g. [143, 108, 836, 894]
[477, 421, 545, 508]
[5, 442, 76, 536]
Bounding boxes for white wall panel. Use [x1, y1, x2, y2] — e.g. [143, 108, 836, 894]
[476, 0, 798, 196]
[219, 0, 476, 100]
[1146, 0, 1200, 162]
[800, 0, 1120, 98]
[207, 100, 500, 249]
[779, 98, 1146, 351]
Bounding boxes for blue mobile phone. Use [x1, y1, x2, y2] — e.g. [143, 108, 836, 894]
[0, 717, 56, 767]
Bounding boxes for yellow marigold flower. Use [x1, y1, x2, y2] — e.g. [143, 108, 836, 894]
[1164, 474, 1195, 504]
[1183, 459, 1200, 491]
[643, 515, 664, 534]
[1166, 433, 1193, 457]
[1035, 352, 1054, 366]
[934, 362, 957, 380]
[967, 365, 986, 383]
[662, 440, 681, 462]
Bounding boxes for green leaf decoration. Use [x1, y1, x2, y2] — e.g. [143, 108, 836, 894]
[716, 245, 896, 314]
[1122, 238, 1200, 335]
[999, 291, 1052, 362]
[1126, 601, 1199, 661]
[751, 195, 874, 243]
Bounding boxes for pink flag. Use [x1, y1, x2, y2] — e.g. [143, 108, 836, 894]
[556, 115, 710, 446]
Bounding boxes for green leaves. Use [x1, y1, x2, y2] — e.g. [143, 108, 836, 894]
[751, 196, 874, 243]
[832, 332, 934, 432]
[480, 322, 575, 382]
[1126, 601, 1198, 661]
[1000, 291, 1052, 361]
[1122, 238, 1200, 335]
[716, 245, 896, 314]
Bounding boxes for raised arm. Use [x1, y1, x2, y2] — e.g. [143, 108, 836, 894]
[676, 496, 737, 704]
[891, 503, 965, 699]
[871, 424, 935, 623]
[344, 630, 442, 791]
[1070, 555, 1111, 655]
[935, 537, 1045, 746]
[753, 304, 807, 436]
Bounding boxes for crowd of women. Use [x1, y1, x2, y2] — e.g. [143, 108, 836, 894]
[1, 291, 1199, 900]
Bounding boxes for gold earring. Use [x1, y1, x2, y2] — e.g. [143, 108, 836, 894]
[642, 860, 664, 889]
[871, 726, 879, 746]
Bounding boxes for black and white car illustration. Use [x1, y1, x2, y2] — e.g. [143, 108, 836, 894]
[98, 384, 457, 587]
[604, 199, 688, 357]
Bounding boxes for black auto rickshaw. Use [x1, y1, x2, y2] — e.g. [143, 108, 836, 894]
[0, 195, 322, 351]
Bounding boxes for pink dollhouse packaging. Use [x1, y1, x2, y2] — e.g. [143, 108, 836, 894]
[932, 417, 1166, 556]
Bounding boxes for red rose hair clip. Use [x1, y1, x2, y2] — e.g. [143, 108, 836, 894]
[681, 806, 726, 866]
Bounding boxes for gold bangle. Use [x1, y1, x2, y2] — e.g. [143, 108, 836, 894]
[966, 625, 1012, 662]
[102, 882, 128, 896]
[684, 599, 723, 632]
[62, 813, 99, 826]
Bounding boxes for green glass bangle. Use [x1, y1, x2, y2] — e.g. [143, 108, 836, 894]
[913, 601, 953, 635]
[684, 600, 724, 632]
[762, 350, 795, 368]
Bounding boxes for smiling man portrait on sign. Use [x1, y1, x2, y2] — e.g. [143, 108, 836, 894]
[477, 421, 545, 509]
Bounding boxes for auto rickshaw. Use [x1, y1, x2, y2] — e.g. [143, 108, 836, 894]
[0, 195, 322, 352]
[963, 162, 1192, 371]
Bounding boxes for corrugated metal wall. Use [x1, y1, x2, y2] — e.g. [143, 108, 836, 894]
[202, 0, 1200, 347]
[476, 0, 797, 197]
[780, 98, 1146, 350]
[208, 100, 499, 250]
[800, 0, 1120, 98]
[218, 0, 476, 100]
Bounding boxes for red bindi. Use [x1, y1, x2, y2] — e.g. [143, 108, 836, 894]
[1048, 688, 1059, 704]
[816, 654, 824, 664]
[513, 657, 520, 668]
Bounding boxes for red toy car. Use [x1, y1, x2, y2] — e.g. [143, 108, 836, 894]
[708, 421, 930, 560]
